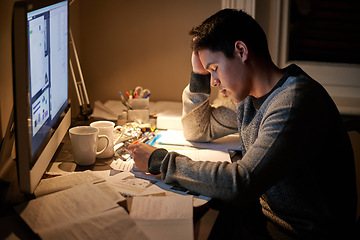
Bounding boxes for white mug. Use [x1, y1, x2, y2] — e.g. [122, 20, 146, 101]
[90, 121, 119, 158]
[69, 126, 109, 165]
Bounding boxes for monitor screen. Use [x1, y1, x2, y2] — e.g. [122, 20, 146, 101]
[27, 1, 68, 161]
[12, 0, 71, 194]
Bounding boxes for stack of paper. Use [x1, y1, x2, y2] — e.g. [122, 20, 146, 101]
[151, 101, 183, 130]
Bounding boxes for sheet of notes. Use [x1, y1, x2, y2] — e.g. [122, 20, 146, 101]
[130, 195, 194, 240]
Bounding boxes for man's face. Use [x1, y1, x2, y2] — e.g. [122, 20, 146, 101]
[198, 49, 251, 103]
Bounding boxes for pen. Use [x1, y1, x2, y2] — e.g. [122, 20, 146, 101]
[129, 90, 133, 99]
[118, 92, 133, 110]
[144, 92, 151, 99]
[148, 134, 161, 146]
[132, 133, 155, 144]
[144, 132, 155, 143]
[132, 137, 148, 144]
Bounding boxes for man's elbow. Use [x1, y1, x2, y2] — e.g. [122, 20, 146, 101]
[183, 128, 212, 142]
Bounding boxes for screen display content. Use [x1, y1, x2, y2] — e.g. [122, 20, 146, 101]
[27, 1, 68, 162]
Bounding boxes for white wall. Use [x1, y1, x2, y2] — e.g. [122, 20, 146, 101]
[70, 0, 221, 117]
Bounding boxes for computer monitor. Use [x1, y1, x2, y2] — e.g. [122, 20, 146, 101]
[12, 0, 71, 194]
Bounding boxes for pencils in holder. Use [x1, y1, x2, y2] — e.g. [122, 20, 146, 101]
[118, 92, 132, 110]
[144, 93, 151, 99]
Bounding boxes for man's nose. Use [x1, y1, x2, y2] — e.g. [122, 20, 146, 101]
[211, 77, 220, 87]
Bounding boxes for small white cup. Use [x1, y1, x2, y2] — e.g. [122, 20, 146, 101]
[90, 121, 119, 158]
[69, 126, 109, 165]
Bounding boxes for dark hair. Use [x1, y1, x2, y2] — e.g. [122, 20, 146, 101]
[190, 9, 271, 60]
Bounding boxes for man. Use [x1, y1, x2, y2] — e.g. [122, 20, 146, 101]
[128, 9, 357, 239]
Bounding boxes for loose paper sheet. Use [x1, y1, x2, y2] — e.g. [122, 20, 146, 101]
[34, 170, 105, 197]
[16, 183, 146, 240]
[130, 195, 194, 240]
[106, 171, 165, 197]
[39, 207, 149, 240]
[130, 195, 193, 219]
[175, 149, 231, 162]
[94, 181, 126, 202]
[158, 130, 240, 152]
[133, 171, 210, 207]
[110, 158, 135, 172]
[17, 183, 118, 232]
[106, 171, 210, 207]
[91, 100, 120, 120]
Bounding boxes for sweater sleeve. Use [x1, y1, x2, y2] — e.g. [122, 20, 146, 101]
[181, 72, 238, 142]
[148, 148, 168, 175]
[189, 71, 211, 94]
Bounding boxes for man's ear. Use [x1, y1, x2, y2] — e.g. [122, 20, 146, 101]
[234, 41, 248, 61]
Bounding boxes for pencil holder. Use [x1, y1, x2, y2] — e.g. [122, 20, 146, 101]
[128, 109, 150, 124]
[127, 98, 150, 124]
[128, 98, 149, 109]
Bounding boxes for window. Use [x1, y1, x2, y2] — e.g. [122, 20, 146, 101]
[288, 0, 360, 64]
[224, 0, 360, 115]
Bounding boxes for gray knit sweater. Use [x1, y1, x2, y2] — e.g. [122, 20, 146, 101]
[148, 64, 357, 239]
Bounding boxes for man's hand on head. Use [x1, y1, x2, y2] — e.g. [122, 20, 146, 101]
[192, 51, 209, 75]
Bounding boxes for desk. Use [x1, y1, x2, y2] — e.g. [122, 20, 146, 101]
[0, 117, 218, 240]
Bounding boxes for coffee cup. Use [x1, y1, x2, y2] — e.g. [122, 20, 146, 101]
[90, 121, 119, 158]
[69, 126, 109, 165]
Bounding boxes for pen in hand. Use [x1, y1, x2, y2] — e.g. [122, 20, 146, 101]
[132, 133, 155, 144]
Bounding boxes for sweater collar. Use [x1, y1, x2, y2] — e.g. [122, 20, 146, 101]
[251, 64, 299, 110]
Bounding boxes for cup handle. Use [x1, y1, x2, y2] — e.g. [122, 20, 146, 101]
[96, 135, 110, 156]
[113, 126, 122, 144]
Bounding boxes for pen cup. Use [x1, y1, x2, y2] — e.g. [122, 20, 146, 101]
[127, 98, 150, 124]
[128, 109, 150, 124]
[128, 98, 149, 109]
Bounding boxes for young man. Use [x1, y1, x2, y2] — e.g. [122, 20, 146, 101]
[128, 9, 357, 239]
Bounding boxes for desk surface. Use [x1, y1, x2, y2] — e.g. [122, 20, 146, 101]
[0, 117, 217, 240]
